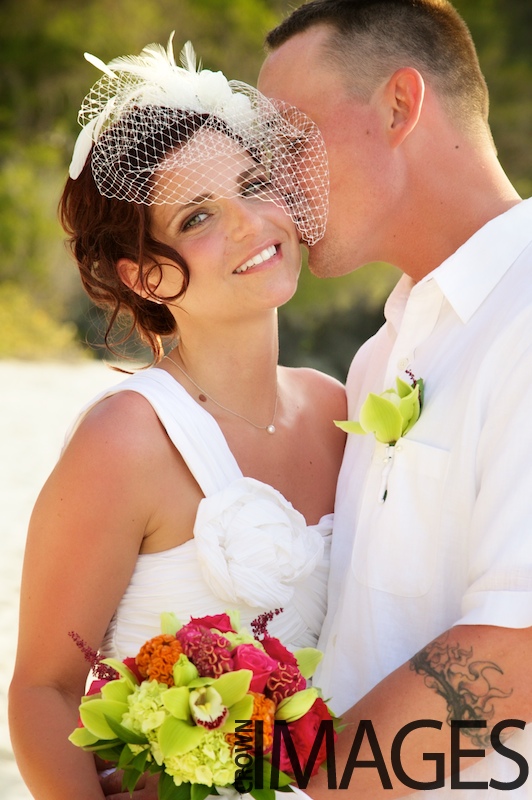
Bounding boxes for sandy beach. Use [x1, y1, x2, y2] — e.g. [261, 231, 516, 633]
[0, 360, 125, 799]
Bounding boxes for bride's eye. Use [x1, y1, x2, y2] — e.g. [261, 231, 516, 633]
[182, 210, 209, 230]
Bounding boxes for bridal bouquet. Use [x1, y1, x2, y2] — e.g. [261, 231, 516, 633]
[69, 610, 336, 799]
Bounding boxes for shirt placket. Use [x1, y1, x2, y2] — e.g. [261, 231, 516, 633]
[383, 278, 444, 389]
[373, 280, 443, 504]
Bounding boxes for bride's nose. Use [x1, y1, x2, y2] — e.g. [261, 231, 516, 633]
[226, 197, 265, 240]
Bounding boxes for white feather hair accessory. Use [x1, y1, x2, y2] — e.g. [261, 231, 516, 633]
[68, 33, 329, 245]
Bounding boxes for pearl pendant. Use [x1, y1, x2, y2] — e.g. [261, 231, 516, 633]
[266, 424, 276, 434]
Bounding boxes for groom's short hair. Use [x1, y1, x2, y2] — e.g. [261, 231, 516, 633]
[265, 0, 491, 141]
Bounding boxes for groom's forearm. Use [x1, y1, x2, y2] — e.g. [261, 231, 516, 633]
[306, 623, 532, 798]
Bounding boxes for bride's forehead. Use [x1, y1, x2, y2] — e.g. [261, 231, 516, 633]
[153, 128, 257, 199]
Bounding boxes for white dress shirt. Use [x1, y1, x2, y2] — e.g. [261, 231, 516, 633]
[317, 199, 532, 797]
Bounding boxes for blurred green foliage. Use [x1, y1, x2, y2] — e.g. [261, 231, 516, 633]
[0, 282, 83, 360]
[0, 0, 530, 376]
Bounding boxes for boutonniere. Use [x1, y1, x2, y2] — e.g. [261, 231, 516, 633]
[335, 372, 424, 503]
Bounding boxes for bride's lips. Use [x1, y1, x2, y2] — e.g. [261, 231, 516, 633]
[233, 244, 279, 274]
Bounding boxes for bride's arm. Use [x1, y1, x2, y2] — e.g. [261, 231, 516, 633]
[8, 392, 176, 799]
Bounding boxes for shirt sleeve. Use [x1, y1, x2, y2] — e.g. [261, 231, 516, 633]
[458, 311, 532, 628]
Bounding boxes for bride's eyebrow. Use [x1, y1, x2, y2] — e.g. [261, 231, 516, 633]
[179, 192, 213, 209]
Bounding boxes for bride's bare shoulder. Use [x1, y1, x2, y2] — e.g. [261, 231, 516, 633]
[281, 365, 346, 419]
[63, 389, 169, 466]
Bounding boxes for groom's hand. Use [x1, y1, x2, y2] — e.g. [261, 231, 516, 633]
[100, 769, 159, 799]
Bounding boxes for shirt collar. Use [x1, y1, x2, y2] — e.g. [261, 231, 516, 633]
[384, 273, 414, 333]
[420, 198, 532, 323]
[385, 198, 532, 329]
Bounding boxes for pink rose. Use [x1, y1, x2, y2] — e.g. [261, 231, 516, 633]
[189, 613, 235, 633]
[232, 644, 278, 692]
[277, 698, 336, 777]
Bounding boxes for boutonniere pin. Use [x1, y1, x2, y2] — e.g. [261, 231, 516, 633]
[335, 371, 424, 503]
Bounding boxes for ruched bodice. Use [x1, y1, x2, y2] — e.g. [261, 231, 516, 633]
[66, 369, 332, 659]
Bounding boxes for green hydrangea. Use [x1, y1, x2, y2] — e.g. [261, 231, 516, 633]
[122, 680, 169, 737]
[164, 730, 237, 787]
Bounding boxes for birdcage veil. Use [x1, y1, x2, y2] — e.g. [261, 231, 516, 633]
[69, 34, 329, 245]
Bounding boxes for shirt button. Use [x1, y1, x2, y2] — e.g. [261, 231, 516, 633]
[397, 357, 410, 370]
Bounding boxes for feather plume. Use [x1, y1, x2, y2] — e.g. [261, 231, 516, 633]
[166, 31, 177, 66]
[106, 44, 174, 78]
[180, 40, 201, 74]
[84, 52, 115, 78]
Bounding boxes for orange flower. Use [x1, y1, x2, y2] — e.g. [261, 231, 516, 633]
[226, 691, 276, 753]
[135, 634, 183, 686]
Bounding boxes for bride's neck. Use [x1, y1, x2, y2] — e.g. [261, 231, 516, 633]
[164, 315, 280, 412]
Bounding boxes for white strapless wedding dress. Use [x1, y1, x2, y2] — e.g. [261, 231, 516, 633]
[67, 368, 332, 659]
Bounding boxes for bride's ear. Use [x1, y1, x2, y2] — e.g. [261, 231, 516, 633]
[383, 67, 425, 147]
[117, 258, 150, 298]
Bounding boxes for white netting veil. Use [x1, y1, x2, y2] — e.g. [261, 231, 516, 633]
[69, 35, 329, 245]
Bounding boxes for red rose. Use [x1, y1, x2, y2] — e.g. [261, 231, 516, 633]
[277, 698, 336, 777]
[85, 679, 108, 696]
[232, 644, 278, 692]
[261, 636, 298, 668]
[189, 613, 236, 633]
[122, 657, 144, 683]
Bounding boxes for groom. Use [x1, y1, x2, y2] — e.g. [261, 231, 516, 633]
[258, 0, 532, 797]
[102, 2, 532, 798]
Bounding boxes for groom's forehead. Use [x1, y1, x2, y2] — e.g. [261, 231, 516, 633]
[258, 27, 337, 111]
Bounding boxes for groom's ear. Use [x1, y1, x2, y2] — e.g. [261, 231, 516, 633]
[382, 67, 425, 147]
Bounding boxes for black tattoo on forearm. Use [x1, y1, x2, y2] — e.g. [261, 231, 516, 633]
[410, 636, 512, 748]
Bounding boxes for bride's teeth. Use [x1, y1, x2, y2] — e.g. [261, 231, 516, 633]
[235, 245, 277, 273]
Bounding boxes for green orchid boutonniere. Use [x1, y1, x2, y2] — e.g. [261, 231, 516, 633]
[335, 374, 424, 444]
[335, 372, 424, 503]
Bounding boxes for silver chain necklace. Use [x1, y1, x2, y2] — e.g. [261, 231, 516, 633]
[165, 354, 278, 434]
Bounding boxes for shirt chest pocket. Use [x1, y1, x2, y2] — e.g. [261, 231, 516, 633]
[352, 438, 450, 597]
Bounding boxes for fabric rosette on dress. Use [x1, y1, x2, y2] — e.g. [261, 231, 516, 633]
[194, 478, 325, 609]
[69, 370, 332, 660]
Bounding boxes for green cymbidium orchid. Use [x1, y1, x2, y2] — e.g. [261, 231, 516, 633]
[158, 668, 254, 759]
[69, 658, 144, 746]
[172, 654, 199, 687]
[71, 666, 256, 765]
[294, 647, 323, 680]
[275, 687, 319, 722]
[335, 376, 424, 445]
[189, 686, 228, 727]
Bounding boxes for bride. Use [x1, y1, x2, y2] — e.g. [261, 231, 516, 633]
[8, 36, 346, 799]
